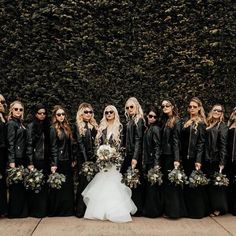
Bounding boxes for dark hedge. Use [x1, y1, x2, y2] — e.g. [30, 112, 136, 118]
[0, 0, 235, 122]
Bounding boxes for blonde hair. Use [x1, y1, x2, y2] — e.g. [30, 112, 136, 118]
[51, 105, 72, 139]
[125, 97, 144, 125]
[228, 107, 236, 128]
[206, 104, 224, 129]
[184, 97, 207, 129]
[8, 100, 24, 121]
[96, 105, 122, 146]
[76, 103, 98, 136]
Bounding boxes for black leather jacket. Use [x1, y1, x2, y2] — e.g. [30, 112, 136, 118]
[161, 119, 181, 161]
[205, 122, 228, 165]
[7, 118, 27, 163]
[180, 121, 206, 164]
[228, 128, 236, 162]
[0, 118, 7, 149]
[50, 126, 72, 166]
[143, 124, 161, 167]
[125, 118, 144, 161]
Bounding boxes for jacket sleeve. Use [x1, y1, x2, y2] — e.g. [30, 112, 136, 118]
[7, 121, 16, 163]
[153, 126, 161, 166]
[219, 123, 228, 166]
[26, 124, 34, 165]
[133, 119, 144, 161]
[50, 127, 58, 166]
[173, 120, 181, 162]
[195, 123, 206, 164]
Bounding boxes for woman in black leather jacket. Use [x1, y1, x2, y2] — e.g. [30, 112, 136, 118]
[181, 97, 208, 218]
[227, 107, 236, 215]
[142, 105, 163, 218]
[205, 104, 228, 216]
[160, 98, 186, 219]
[73, 103, 98, 218]
[0, 94, 8, 217]
[48, 105, 74, 216]
[121, 97, 145, 216]
[7, 101, 28, 218]
[26, 104, 50, 217]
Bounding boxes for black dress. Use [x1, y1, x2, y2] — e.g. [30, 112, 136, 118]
[26, 121, 50, 218]
[180, 121, 208, 218]
[73, 122, 97, 217]
[204, 122, 228, 215]
[121, 118, 144, 215]
[142, 124, 163, 218]
[7, 118, 28, 218]
[48, 127, 74, 216]
[161, 120, 187, 218]
[0, 118, 8, 216]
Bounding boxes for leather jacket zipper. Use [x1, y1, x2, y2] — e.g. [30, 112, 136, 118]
[187, 125, 192, 159]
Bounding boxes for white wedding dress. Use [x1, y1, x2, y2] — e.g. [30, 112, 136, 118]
[82, 131, 137, 223]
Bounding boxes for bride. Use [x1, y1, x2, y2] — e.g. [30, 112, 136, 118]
[82, 105, 137, 223]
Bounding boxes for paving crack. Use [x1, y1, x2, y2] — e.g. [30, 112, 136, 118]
[210, 216, 234, 236]
[30, 218, 43, 236]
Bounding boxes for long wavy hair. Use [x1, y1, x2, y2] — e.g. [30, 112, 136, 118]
[76, 102, 98, 136]
[96, 105, 122, 146]
[8, 100, 24, 121]
[125, 97, 144, 125]
[0, 94, 7, 122]
[51, 105, 72, 140]
[206, 104, 225, 129]
[228, 107, 236, 128]
[184, 97, 207, 129]
[160, 98, 179, 128]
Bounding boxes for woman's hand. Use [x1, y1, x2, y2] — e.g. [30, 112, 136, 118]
[51, 166, 57, 173]
[195, 162, 201, 170]
[9, 163, 15, 168]
[71, 161, 76, 168]
[219, 165, 224, 173]
[28, 165, 34, 171]
[131, 159, 137, 169]
[174, 161, 180, 169]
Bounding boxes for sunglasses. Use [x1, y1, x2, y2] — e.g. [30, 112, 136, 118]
[148, 114, 157, 119]
[0, 100, 6, 105]
[126, 105, 134, 110]
[14, 108, 23, 112]
[56, 113, 65, 117]
[161, 104, 171, 109]
[37, 112, 46, 115]
[105, 111, 114, 115]
[84, 110, 93, 114]
[188, 105, 198, 109]
[213, 109, 223, 113]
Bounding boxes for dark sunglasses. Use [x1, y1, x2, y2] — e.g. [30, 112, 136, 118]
[84, 110, 93, 114]
[14, 108, 23, 112]
[213, 109, 223, 113]
[148, 114, 157, 119]
[37, 112, 46, 115]
[0, 100, 6, 105]
[161, 104, 171, 109]
[56, 113, 65, 117]
[126, 105, 134, 110]
[105, 111, 114, 115]
[188, 105, 198, 109]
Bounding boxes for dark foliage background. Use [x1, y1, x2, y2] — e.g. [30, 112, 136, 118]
[0, 0, 235, 122]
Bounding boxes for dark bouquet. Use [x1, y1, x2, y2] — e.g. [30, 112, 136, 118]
[168, 167, 188, 188]
[80, 161, 99, 181]
[121, 167, 141, 189]
[211, 172, 229, 187]
[47, 172, 66, 189]
[147, 166, 163, 186]
[96, 144, 123, 171]
[189, 170, 209, 188]
[24, 168, 45, 193]
[7, 165, 25, 185]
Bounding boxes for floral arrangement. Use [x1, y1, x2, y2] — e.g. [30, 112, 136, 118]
[80, 161, 99, 181]
[7, 165, 25, 185]
[47, 172, 66, 189]
[24, 168, 45, 193]
[168, 167, 188, 188]
[211, 172, 229, 187]
[147, 166, 163, 186]
[96, 144, 123, 171]
[121, 167, 141, 189]
[189, 170, 209, 188]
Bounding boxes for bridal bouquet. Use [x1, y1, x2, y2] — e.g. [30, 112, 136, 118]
[7, 165, 25, 185]
[211, 172, 229, 187]
[121, 167, 141, 189]
[189, 170, 209, 188]
[80, 161, 99, 181]
[24, 168, 45, 193]
[168, 167, 188, 188]
[96, 144, 123, 171]
[147, 166, 163, 186]
[47, 172, 66, 190]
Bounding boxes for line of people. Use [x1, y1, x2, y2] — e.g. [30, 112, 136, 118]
[0, 94, 236, 220]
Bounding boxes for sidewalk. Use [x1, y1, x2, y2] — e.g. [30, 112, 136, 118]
[0, 215, 235, 236]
